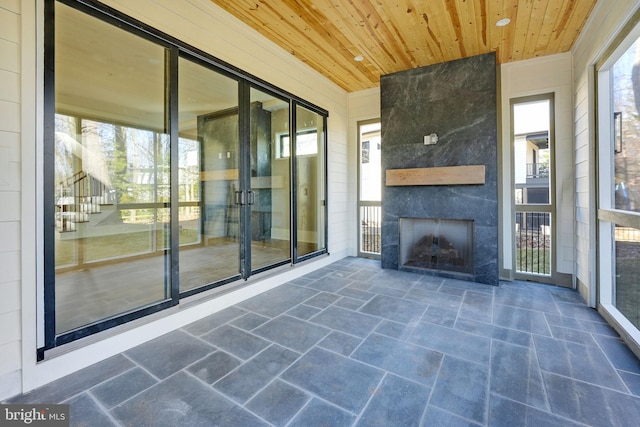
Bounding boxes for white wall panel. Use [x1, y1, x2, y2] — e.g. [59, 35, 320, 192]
[0, 281, 20, 314]
[0, 0, 21, 402]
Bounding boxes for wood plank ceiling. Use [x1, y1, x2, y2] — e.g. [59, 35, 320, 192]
[210, 0, 597, 92]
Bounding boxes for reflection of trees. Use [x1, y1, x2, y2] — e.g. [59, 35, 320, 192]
[55, 114, 171, 224]
[614, 40, 640, 212]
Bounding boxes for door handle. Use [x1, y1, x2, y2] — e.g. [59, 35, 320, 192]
[235, 190, 245, 205]
[248, 190, 255, 205]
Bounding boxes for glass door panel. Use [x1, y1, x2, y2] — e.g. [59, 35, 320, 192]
[358, 120, 382, 258]
[54, 2, 170, 334]
[249, 88, 291, 271]
[178, 58, 240, 292]
[295, 105, 327, 258]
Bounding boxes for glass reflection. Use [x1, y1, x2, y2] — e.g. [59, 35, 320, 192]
[178, 57, 240, 291]
[615, 224, 640, 329]
[296, 105, 326, 257]
[612, 37, 640, 212]
[54, 3, 170, 333]
[249, 89, 291, 270]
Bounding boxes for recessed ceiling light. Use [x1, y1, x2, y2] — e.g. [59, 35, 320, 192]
[354, 55, 364, 62]
[496, 18, 511, 27]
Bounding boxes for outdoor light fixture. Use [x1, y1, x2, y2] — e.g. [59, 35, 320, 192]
[424, 133, 438, 145]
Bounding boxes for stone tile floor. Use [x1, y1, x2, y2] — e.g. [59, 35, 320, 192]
[7, 257, 640, 426]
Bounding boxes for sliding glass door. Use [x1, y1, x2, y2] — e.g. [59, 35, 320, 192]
[295, 105, 327, 260]
[178, 57, 241, 292]
[249, 88, 292, 272]
[52, 2, 172, 336]
[44, 0, 328, 352]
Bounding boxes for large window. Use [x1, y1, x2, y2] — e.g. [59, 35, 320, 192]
[43, 0, 328, 353]
[597, 17, 640, 344]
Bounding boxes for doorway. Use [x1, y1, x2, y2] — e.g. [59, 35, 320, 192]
[357, 120, 381, 259]
[511, 95, 559, 283]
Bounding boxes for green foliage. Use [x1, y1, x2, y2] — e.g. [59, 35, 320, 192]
[516, 248, 550, 275]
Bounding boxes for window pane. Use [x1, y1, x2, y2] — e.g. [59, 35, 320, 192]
[178, 57, 240, 291]
[359, 122, 381, 202]
[54, 3, 169, 333]
[612, 38, 640, 212]
[250, 89, 291, 270]
[615, 224, 640, 329]
[513, 100, 551, 205]
[296, 106, 326, 257]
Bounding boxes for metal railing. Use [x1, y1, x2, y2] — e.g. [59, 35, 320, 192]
[526, 163, 549, 178]
[515, 211, 551, 275]
[360, 204, 381, 256]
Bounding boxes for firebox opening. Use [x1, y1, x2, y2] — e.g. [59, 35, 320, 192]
[399, 217, 474, 276]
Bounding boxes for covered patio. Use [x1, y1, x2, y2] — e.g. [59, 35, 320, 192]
[8, 257, 640, 426]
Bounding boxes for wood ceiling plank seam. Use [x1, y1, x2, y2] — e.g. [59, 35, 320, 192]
[485, 0, 504, 59]
[496, 0, 517, 63]
[376, 0, 432, 69]
[215, 1, 372, 90]
[510, 0, 534, 62]
[425, 0, 463, 62]
[346, 0, 418, 72]
[415, 4, 447, 64]
[533, 0, 560, 55]
[287, 0, 384, 85]
[476, 0, 490, 54]
[545, 0, 579, 52]
[408, 0, 451, 66]
[522, 0, 550, 59]
[460, 0, 483, 56]
[313, 0, 392, 82]
[318, 0, 401, 77]
[380, 0, 446, 66]
[383, 0, 433, 67]
[444, 0, 467, 58]
[556, 0, 597, 53]
[540, 0, 569, 53]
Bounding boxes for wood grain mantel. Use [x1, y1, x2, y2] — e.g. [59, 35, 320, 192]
[386, 165, 485, 186]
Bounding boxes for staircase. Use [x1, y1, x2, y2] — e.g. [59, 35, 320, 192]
[56, 171, 112, 232]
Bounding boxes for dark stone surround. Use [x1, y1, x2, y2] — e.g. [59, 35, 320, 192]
[380, 53, 498, 285]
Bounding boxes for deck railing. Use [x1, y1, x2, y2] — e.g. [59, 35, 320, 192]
[515, 211, 551, 275]
[360, 204, 381, 256]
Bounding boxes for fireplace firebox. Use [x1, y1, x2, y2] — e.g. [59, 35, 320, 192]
[399, 218, 474, 276]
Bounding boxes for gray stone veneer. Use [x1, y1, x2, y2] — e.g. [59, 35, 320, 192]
[380, 53, 498, 285]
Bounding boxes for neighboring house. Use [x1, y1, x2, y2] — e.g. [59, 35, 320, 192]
[1, 0, 640, 401]
[514, 131, 550, 205]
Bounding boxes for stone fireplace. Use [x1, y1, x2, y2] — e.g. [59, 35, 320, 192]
[399, 218, 474, 276]
[380, 53, 498, 285]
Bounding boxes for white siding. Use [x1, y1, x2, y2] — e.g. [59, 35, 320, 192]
[0, 0, 22, 401]
[571, 0, 640, 305]
[500, 53, 575, 280]
[7, 0, 351, 397]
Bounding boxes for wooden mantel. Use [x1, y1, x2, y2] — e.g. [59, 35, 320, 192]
[386, 165, 485, 186]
